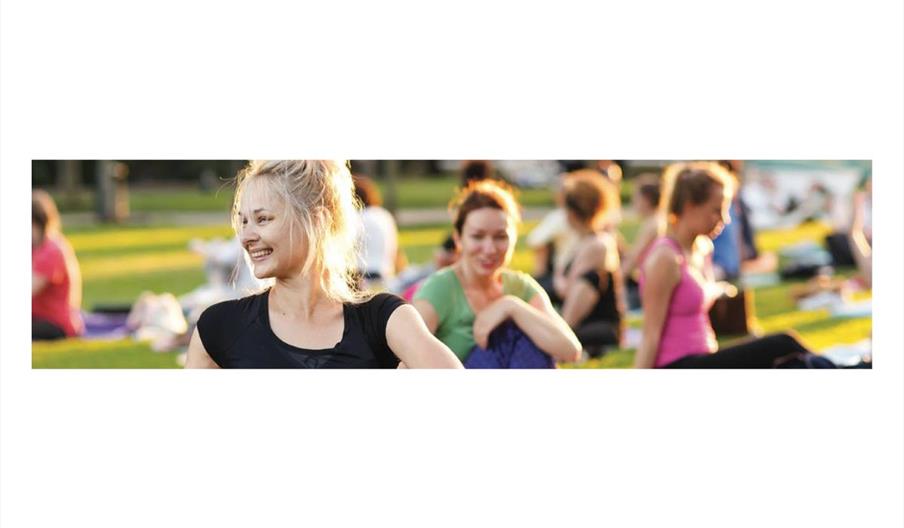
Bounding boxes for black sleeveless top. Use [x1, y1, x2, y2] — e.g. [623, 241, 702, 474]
[563, 262, 624, 327]
[196, 290, 405, 368]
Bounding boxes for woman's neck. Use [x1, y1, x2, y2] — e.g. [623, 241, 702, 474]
[666, 223, 698, 253]
[573, 222, 597, 237]
[455, 261, 501, 290]
[270, 272, 335, 319]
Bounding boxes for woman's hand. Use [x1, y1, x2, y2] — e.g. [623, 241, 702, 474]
[716, 281, 738, 298]
[472, 296, 515, 349]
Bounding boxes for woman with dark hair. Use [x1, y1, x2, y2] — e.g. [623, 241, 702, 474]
[552, 170, 626, 354]
[621, 173, 664, 283]
[32, 190, 84, 340]
[461, 160, 495, 185]
[412, 179, 581, 368]
[636, 162, 832, 368]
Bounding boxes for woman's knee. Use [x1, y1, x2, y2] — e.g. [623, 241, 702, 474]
[763, 331, 809, 354]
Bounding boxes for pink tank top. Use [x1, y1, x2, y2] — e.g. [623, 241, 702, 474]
[639, 237, 717, 367]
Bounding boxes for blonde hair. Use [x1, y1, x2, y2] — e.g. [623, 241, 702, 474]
[660, 161, 736, 224]
[232, 160, 370, 304]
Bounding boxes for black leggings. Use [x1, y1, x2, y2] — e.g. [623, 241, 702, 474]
[664, 333, 813, 369]
[32, 316, 66, 341]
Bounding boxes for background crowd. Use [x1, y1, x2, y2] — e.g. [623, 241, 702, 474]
[31, 159, 873, 368]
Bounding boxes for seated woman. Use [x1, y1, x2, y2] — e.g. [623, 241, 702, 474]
[551, 171, 626, 355]
[391, 160, 493, 300]
[412, 179, 582, 368]
[620, 173, 664, 310]
[525, 171, 579, 305]
[185, 160, 462, 369]
[636, 162, 834, 368]
[32, 190, 84, 340]
[352, 174, 402, 290]
[849, 174, 872, 288]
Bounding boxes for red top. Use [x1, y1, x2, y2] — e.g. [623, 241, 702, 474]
[32, 238, 82, 337]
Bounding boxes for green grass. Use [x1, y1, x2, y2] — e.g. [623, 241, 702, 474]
[51, 176, 556, 213]
[32, 338, 183, 368]
[385, 175, 555, 208]
[67, 224, 234, 308]
[32, 217, 871, 369]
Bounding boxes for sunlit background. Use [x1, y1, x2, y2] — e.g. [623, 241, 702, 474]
[31, 159, 872, 368]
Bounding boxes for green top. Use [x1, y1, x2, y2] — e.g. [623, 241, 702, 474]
[413, 266, 547, 361]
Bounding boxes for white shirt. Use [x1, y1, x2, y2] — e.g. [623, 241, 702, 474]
[526, 208, 580, 271]
[358, 206, 399, 279]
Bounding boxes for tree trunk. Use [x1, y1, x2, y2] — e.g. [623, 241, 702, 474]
[56, 160, 83, 209]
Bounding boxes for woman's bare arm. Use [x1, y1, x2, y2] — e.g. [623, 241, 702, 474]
[559, 241, 606, 328]
[621, 217, 659, 278]
[32, 273, 49, 296]
[478, 293, 581, 363]
[635, 247, 681, 369]
[386, 305, 462, 368]
[184, 328, 219, 368]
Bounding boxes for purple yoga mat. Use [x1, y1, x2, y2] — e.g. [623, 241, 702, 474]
[82, 312, 131, 339]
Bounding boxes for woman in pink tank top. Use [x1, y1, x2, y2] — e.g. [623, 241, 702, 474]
[636, 162, 831, 369]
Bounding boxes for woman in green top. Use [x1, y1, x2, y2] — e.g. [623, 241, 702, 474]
[412, 179, 582, 367]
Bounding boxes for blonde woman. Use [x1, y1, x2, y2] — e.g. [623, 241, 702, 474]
[185, 160, 462, 369]
[636, 162, 830, 368]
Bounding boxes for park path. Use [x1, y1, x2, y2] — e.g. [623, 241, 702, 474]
[62, 207, 553, 228]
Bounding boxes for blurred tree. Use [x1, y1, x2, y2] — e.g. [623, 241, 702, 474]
[382, 160, 399, 215]
[56, 160, 83, 208]
[95, 161, 130, 222]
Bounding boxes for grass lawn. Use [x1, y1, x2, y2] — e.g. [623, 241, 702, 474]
[32, 215, 870, 369]
[51, 175, 557, 213]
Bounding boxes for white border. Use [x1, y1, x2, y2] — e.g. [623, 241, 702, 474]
[3, 1, 902, 527]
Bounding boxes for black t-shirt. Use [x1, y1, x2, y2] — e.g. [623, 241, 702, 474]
[197, 290, 405, 368]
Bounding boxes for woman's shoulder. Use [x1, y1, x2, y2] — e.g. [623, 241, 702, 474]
[569, 233, 609, 264]
[419, 266, 458, 289]
[411, 267, 459, 314]
[639, 214, 664, 237]
[502, 267, 533, 281]
[348, 292, 408, 344]
[353, 291, 406, 311]
[501, 268, 543, 292]
[589, 232, 614, 253]
[196, 290, 269, 359]
[643, 238, 682, 271]
[34, 237, 64, 258]
[199, 290, 268, 325]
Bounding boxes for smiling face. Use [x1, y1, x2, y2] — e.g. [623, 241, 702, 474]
[236, 179, 306, 279]
[686, 184, 731, 239]
[454, 207, 516, 278]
